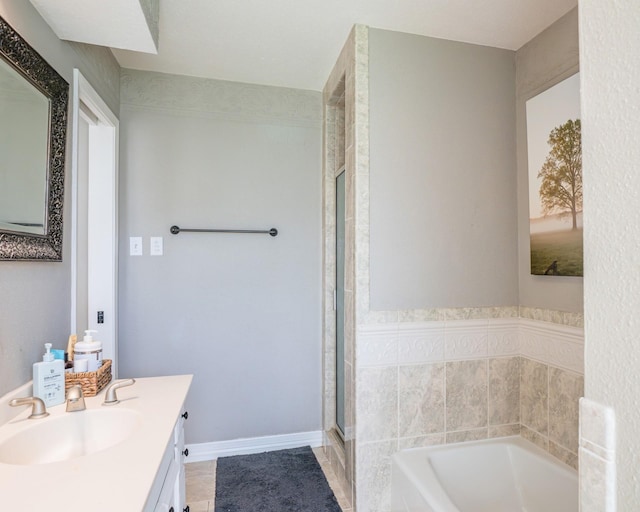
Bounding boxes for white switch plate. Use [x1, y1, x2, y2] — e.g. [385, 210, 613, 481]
[150, 236, 163, 256]
[129, 236, 143, 256]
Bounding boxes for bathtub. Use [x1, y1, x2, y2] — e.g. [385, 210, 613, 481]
[390, 436, 577, 512]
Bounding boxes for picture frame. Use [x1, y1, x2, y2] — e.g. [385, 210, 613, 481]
[526, 73, 582, 277]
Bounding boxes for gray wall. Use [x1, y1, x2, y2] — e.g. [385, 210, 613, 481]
[516, 8, 582, 313]
[0, 0, 119, 397]
[118, 69, 322, 444]
[368, 29, 517, 310]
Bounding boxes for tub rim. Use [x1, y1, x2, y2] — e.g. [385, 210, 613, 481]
[391, 435, 577, 512]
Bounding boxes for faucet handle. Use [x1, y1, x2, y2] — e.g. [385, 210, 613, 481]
[103, 378, 136, 406]
[9, 396, 49, 419]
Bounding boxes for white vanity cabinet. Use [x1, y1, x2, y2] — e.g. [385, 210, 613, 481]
[0, 375, 193, 512]
[149, 408, 190, 512]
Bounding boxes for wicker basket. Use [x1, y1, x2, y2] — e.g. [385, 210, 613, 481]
[64, 359, 112, 397]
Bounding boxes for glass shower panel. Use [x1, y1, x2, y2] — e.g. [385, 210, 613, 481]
[336, 170, 346, 436]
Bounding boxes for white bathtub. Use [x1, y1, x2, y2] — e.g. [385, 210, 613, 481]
[390, 436, 577, 512]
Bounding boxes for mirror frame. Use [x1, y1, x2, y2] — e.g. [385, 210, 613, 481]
[0, 15, 69, 261]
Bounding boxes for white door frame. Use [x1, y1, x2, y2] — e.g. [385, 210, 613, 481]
[70, 69, 119, 377]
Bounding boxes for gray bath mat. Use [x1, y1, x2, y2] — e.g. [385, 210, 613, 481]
[214, 445, 342, 512]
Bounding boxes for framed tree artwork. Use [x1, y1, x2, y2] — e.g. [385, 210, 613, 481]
[526, 73, 582, 277]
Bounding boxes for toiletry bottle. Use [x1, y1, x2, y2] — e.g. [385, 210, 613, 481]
[66, 334, 77, 362]
[33, 343, 65, 407]
[74, 330, 103, 372]
[65, 333, 77, 372]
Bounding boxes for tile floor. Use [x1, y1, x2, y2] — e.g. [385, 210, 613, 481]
[185, 447, 351, 512]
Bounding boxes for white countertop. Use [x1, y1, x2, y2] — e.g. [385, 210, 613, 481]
[0, 374, 193, 511]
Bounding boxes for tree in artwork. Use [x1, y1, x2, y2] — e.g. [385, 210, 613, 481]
[537, 119, 582, 231]
[527, 74, 582, 276]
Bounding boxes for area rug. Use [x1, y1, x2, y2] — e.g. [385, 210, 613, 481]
[214, 446, 342, 512]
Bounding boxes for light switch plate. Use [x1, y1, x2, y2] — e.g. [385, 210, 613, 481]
[129, 236, 143, 256]
[150, 236, 163, 256]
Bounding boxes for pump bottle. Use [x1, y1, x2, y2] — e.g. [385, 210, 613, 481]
[33, 343, 65, 407]
[74, 330, 103, 372]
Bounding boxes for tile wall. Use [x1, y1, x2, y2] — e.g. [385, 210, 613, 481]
[520, 359, 583, 468]
[322, 25, 367, 509]
[354, 309, 584, 512]
[322, 24, 584, 512]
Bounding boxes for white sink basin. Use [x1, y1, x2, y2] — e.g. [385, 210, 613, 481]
[0, 408, 141, 465]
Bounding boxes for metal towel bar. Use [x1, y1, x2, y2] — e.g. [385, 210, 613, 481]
[170, 225, 278, 237]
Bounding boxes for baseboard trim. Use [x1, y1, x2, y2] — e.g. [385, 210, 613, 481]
[185, 430, 324, 462]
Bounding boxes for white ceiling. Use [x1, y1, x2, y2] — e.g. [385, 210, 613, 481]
[111, 0, 578, 92]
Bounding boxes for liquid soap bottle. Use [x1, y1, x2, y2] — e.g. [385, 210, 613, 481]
[74, 329, 103, 371]
[33, 343, 65, 407]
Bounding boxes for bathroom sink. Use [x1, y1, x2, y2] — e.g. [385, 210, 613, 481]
[0, 408, 141, 465]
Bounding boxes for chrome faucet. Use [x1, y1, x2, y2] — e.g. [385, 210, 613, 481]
[9, 396, 49, 419]
[102, 378, 136, 406]
[66, 385, 86, 412]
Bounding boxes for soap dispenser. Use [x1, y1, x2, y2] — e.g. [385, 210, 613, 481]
[74, 330, 103, 371]
[33, 343, 65, 407]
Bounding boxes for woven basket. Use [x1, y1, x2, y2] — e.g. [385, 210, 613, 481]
[64, 359, 112, 397]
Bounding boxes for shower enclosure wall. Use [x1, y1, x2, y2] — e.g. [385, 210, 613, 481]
[322, 24, 369, 511]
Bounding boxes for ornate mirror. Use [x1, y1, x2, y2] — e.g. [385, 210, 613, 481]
[0, 15, 69, 261]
